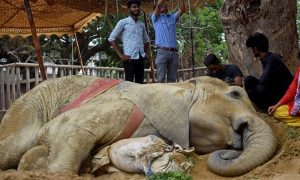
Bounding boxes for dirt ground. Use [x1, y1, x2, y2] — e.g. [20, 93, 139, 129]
[0, 114, 299, 180]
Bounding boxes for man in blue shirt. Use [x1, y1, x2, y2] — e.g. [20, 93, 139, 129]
[151, 0, 185, 83]
[109, 0, 150, 84]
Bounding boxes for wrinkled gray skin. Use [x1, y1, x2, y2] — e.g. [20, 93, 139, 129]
[0, 76, 277, 176]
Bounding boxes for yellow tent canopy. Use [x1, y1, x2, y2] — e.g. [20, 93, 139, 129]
[0, 0, 214, 36]
[0, 0, 101, 36]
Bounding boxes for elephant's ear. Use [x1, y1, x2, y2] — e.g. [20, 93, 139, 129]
[118, 82, 193, 148]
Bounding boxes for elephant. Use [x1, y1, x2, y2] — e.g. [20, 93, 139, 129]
[0, 75, 277, 176]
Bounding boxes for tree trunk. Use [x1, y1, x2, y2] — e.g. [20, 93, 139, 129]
[220, 0, 298, 77]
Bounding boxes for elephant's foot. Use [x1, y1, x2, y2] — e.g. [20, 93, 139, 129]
[18, 145, 49, 171]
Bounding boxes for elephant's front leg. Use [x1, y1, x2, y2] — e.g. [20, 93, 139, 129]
[48, 125, 98, 172]
[42, 99, 134, 173]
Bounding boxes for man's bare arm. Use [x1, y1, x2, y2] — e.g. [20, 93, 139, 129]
[154, 0, 165, 16]
[177, 0, 186, 16]
[233, 76, 243, 87]
[110, 40, 131, 61]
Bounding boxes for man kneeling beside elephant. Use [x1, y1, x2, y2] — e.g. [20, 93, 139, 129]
[0, 76, 276, 177]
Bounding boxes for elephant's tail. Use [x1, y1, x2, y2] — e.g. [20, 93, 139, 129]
[207, 116, 277, 176]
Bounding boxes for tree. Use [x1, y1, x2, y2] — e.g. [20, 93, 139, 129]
[220, 0, 298, 77]
[178, 0, 227, 69]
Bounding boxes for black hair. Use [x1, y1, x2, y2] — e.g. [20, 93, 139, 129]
[127, 0, 141, 8]
[297, 51, 300, 60]
[204, 54, 221, 66]
[246, 32, 269, 52]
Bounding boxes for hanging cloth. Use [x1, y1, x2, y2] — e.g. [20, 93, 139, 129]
[291, 73, 300, 116]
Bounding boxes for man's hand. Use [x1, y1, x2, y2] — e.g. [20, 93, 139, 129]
[268, 104, 280, 115]
[119, 54, 131, 62]
[157, 0, 165, 5]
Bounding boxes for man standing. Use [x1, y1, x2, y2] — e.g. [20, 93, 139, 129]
[204, 53, 243, 87]
[245, 32, 293, 112]
[151, 0, 185, 83]
[108, 0, 150, 84]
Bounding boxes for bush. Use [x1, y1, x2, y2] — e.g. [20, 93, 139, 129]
[147, 172, 193, 180]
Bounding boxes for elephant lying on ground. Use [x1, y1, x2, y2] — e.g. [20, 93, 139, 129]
[0, 76, 277, 176]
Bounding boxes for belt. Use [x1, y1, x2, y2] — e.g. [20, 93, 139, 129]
[157, 46, 178, 52]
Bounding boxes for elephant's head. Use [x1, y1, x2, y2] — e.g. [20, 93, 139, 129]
[188, 77, 277, 176]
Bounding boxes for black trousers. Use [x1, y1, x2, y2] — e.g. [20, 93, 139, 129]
[123, 57, 145, 84]
[244, 76, 278, 112]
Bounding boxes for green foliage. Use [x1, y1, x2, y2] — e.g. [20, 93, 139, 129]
[287, 127, 300, 140]
[147, 172, 193, 180]
[179, 0, 227, 66]
[1, 0, 227, 68]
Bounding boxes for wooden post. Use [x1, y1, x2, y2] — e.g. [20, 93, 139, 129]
[24, 0, 47, 80]
[142, 10, 156, 83]
[188, 0, 195, 77]
[74, 33, 86, 75]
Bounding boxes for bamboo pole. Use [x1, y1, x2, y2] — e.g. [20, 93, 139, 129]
[74, 33, 86, 75]
[24, 0, 47, 80]
[188, 0, 195, 77]
[142, 10, 156, 83]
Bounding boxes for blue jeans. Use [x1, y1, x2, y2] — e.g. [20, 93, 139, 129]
[155, 49, 179, 83]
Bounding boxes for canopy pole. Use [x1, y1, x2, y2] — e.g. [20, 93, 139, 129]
[142, 10, 155, 83]
[188, 0, 195, 77]
[115, 0, 119, 15]
[24, 0, 47, 80]
[74, 33, 86, 75]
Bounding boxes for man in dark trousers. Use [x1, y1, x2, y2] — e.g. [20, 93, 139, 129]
[109, 0, 150, 84]
[245, 32, 293, 112]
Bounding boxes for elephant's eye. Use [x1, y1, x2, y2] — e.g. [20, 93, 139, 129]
[229, 90, 241, 99]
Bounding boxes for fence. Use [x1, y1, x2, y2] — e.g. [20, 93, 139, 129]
[0, 63, 206, 119]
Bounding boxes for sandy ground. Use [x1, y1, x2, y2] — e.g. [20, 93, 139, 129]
[0, 114, 299, 180]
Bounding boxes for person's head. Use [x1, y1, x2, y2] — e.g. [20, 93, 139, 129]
[204, 54, 222, 74]
[246, 32, 269, 57]
[127, 0, 141, 17]
[154, 2, 168, 14]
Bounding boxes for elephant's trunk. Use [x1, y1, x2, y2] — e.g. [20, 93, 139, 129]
[207, 115, 277, 176]
[0, 76, 97, 170]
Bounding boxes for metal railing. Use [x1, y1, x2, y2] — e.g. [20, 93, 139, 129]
[0, 63, 206, 119]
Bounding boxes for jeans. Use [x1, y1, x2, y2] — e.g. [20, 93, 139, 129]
[155, 49, 179, 83]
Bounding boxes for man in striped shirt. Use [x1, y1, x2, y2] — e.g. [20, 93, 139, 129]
[109, 0, 150, 84]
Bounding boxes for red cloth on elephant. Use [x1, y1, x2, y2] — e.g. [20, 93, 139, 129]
[61, 79, 122, 113]
[60, 78, 145, 154]
[278, 68, 300, 114]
